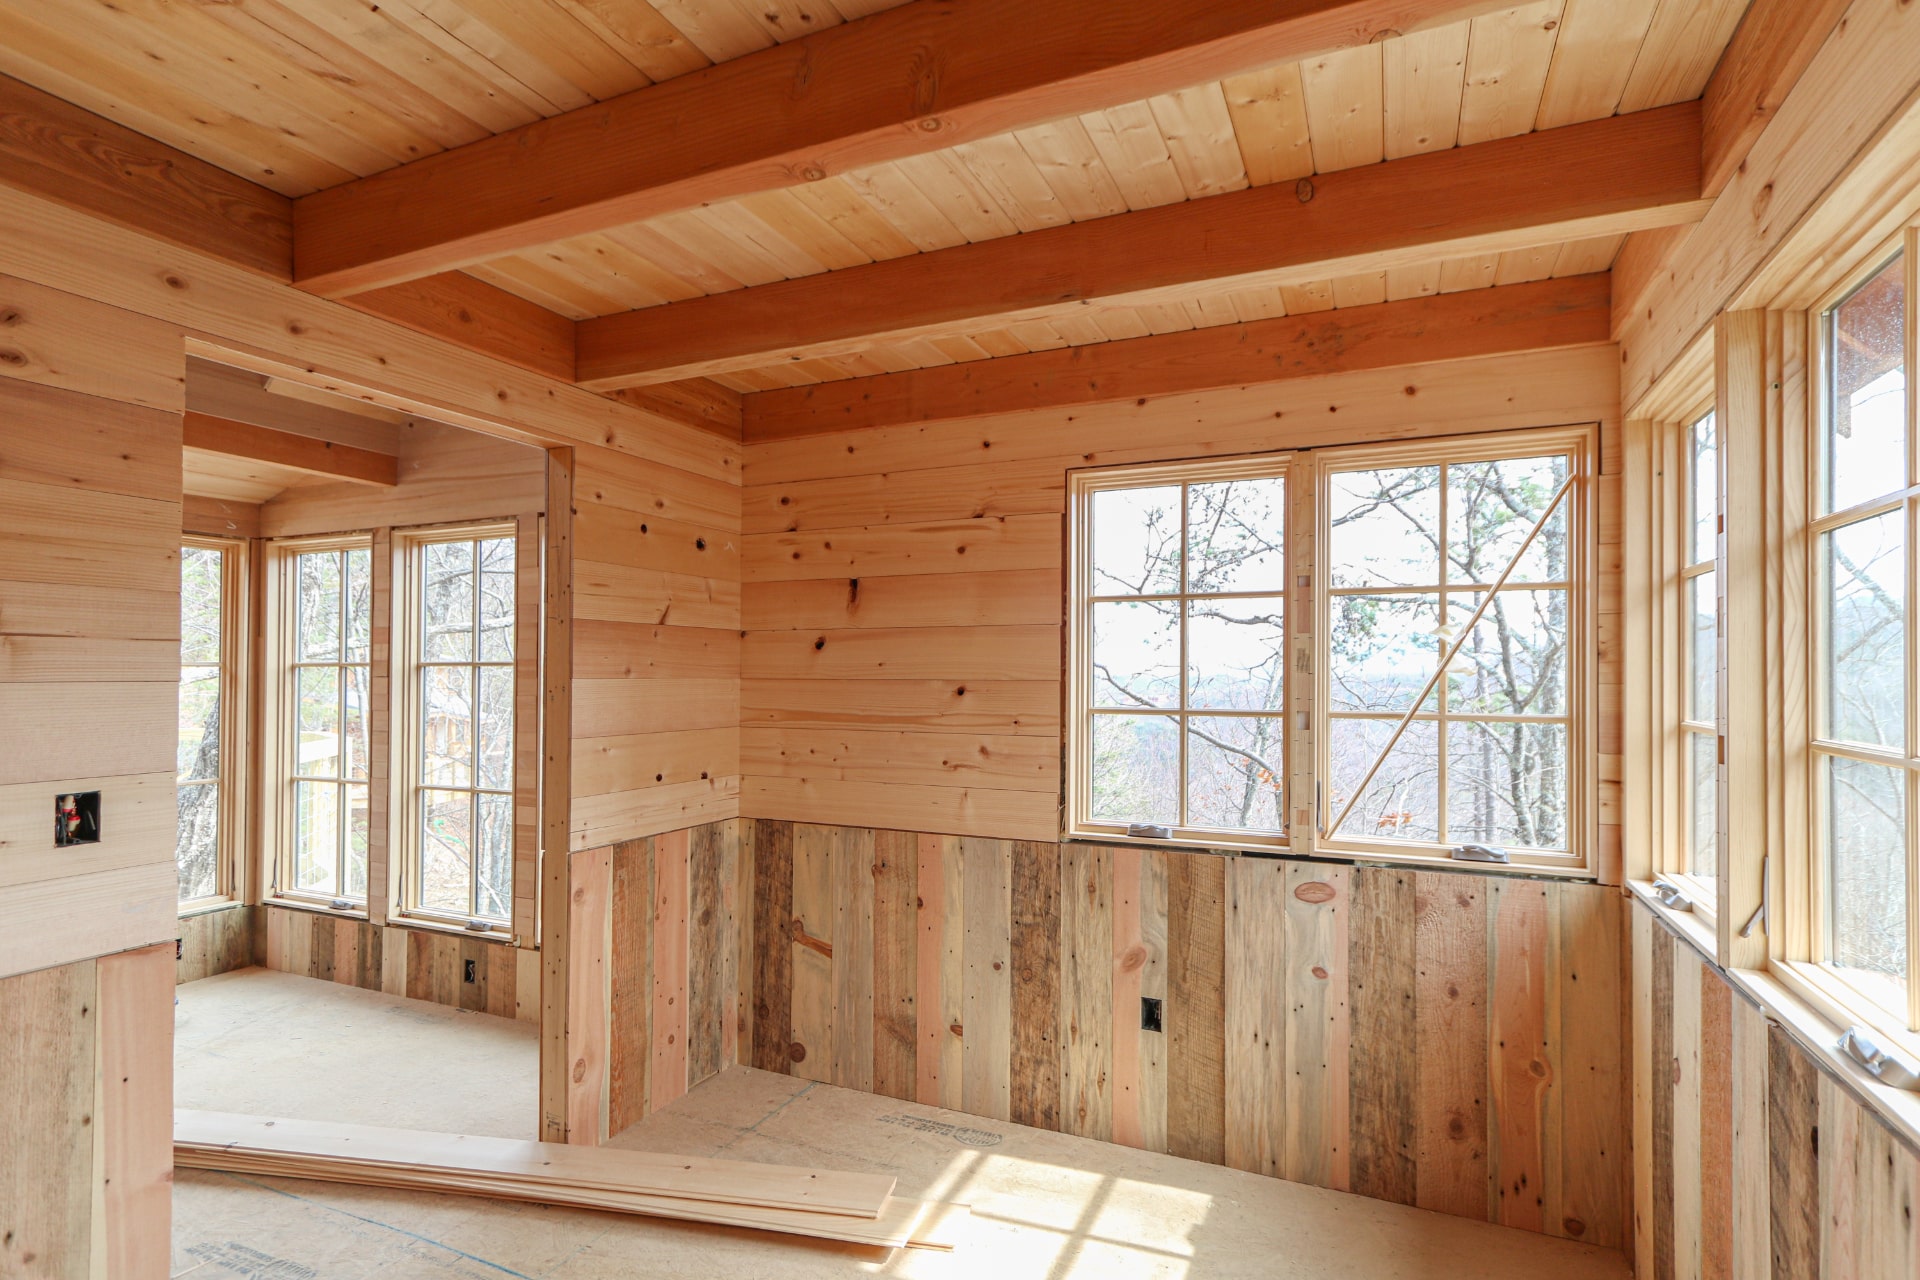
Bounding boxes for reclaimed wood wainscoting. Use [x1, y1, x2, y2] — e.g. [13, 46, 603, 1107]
[1630, 903, 1920, 1276]
[733, 820, 1629, 1250]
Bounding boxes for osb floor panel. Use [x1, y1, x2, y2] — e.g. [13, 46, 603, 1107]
[172, 1065, 1630, 1279]
[174, 966, 537, 1141]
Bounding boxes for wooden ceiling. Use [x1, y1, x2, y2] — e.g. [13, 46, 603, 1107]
[0, 0, 1755, 405]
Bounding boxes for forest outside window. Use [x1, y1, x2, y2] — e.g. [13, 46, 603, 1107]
[397, 528, 516, 928]
[1067, 427, 1593, 872]
[1805, 248, 1916, 1036]
[277, 539, 373, 908]
[178, 537, 245, 906]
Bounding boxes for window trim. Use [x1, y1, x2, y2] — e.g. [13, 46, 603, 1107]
[391, 521, 520, 932]
[178, 534, 250, 912]
[1064, 423, 1600, 876]
[265, 531, 376, 914]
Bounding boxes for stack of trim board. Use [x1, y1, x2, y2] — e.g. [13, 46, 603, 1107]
[175, 1111, 968, 1251]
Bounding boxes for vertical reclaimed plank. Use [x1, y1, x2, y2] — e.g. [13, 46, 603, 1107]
[1137, 848, 1169, 1154]
[1490, 880, 1550, 1232]
[914, 833, 951, 1106]
[1167, 852, 1226, 1166]
[1225, 856, 1286, 1177]
[485, 938, 516, 1020]
[961, 837, 1013, 1122]
[380, 925, 407, 998]
[98, 945, 171, 1280]
[1348, 866, 1417, 1206]
[1414, 870, 1490, 1219]
[651, 828, 691, 1110]
[751, 819, 793, 1074]
[831, 825, 876, 1094]
[1553, 883, 1624, 1248]
[0, 959, 94, 1278]
[1768, 1022, 1821, 1279]
[1730, 991, 1770, 1279]
[1671, 942, 1704, 1279]
[607, 837, 651, 1136]
[1111, 844, 1145, 1150]
[406, 928, 432, 1002]
[730, 818, 754, 1065]
[788, 824, 834, 1085]
[1284, 863, 1351, 1191]
[1060, 841, 1113, 1142]
[872, 828, 919, 1101]
[1699, 963, 1734, 1280]
[687, 822, 725, 1087]
[1651, 921, 1675, 1280]
[566, 845, 612, 1145]
[1632, 904, 1655, 1274]
[1818, 1073, 1862, 1280]
[1010, 839, 1061, 1132]
[939, 836, 966, 1109]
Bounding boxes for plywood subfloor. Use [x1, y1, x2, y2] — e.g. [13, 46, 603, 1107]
[174, 967, 537, 1140]
[172, 1064, 1629, 1279]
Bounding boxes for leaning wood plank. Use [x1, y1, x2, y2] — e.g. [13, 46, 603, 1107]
[292, 0, 1512, 293]
[174, 1112, 896, 1220]
[176, 1151, 965, 1251]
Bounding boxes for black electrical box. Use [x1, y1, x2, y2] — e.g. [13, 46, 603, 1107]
[55, 791, 101, 846]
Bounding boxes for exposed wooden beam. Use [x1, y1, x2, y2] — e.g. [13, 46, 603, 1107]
[289, 0, 1510, 296]
[741, 274, 1612, 439]
[344, 272, 577, 383]
[608, 382, 745, 442]
[0, 72, 290, 278]
[182, 413, 400, 487]
[1700, 0, 1853, 199]
[578, 103, 1704, 389]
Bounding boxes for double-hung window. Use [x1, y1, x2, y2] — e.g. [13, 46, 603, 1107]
[1681, 412, 1720, 892]
[1067, 427, 1593, 872]
[1808, 250, 1913, 1032]
[178, 537, 246, 905]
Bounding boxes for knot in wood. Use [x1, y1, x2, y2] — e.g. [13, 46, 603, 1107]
[1295, 177, 1315, 203]
[789, 1042, 807, 1063]
[1293, 880, 1335, 904]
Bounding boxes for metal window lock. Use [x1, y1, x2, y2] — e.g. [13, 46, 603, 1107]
[464, 918, 493, 933]
[1838, 1025, 1920, 1091]
[1126, 824, 1172, 840]
[1651, 878, 1693, 911]
[1451, 844, 1510, 865]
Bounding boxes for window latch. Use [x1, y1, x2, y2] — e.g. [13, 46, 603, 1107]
[1738, 855, 1769, 939]
[1125, 824, 1171, 841]
[1652, 877, 1693, 911]
[1452, 844, 1510, 865]
[1838, 1025, 1920, 1091]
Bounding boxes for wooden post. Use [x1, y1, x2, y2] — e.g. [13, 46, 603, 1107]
[540, 447, 575, 1142]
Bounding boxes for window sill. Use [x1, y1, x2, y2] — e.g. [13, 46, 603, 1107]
[388, 913, 520, 947]
[177, 897, 245, 921]
[1627, 879, 1719, 958]
[264, 896, 368, 921]
[1628, 883, 1920, 1156]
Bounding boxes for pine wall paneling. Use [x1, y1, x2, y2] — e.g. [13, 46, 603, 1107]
[175, 904, 261, 984]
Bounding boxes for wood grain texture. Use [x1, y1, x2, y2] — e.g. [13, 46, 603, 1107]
[1060, 842, 1114, 1142]
[960, 837, 1013, 1122]
[788, 824, 834, 1084]
[830, 825, 877, 1093]
[1009, 839, 1062, 1132]
[566, 847, 613, 1145]
[1284, 863, 1351, 1191]
[1225, 857, 1287, 1178]
[346, 271, 576, 383]
[1414, 870, 1490, 1220]
[1489, 881, 1549, 1232]
[1699, 0, 1854, 198]
[651, 828, 691, 1111]
[743, 274, 1613, 438]
[98, 943, 173, 1280]
[1650, 921, 1675, 1280]
[1167, 851, 1227, 1166]
[608, 838, 653, 1136]
[0, 958, 95, 1279]
[1699, 966, 1733, 1279]
[1348, 867, 1417, 1205]
[871, 828, 918, 1101]
[687, 823, 726, 1086]
[1767, 1018, 1820, 1279]
[750, 819, 794, 1074]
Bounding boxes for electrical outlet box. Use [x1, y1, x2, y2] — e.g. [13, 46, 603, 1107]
[54, 791, 101, 847]
[1141, 996, 1163, 1033]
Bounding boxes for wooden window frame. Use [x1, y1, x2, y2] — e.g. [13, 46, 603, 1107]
[263, 532, 376, 915]
[390, 521, 521, 934]
[178, 534, 250, 913]
[1065, 424, 1599, 876]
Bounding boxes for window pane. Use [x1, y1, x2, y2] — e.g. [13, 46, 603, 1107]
[1091, 486, 1182, 596]
[421, 789, 473, 915]
[1187, 478, 1285, 594]
[344, 665, 371, 781]
[1187, 717, 1285, 831]
[345, 783, 369, 901]
[1329, 718, 1439, 842]
[424, 540, 475, 661]
[181, 546, 223, 664]
[1688, 731, 1717, 881]
[479, 538, 516, 662]
[292, 780, 339, 895]
[1446, 454, 1571, 586]
[477, 792, 514, 922]
[345, 547, 372, 663]
[1689, 572, 1717, 722]
[1329, 466, 1441, 588]
[297, 551, 340, 662]
[423, 665, 474, 786]
[297, 667, 340, 779]
[1446, 721, 1568, 852]
[1328, 594, 1440, 713]
[1827, 756, 1909, 1006]
[1090, 715, 1178, 826]
[1092, 600, 1179, 709]
[1187, 598, 1285, 712]
[1824, 512, 1905, 751]
[176, 782, 218, 901]
[477, 664, 515, 791]
[1826, 255, 1907, 514]
[1691, 414, 1717, 565]
[178, 665, 221, 781]
[1446, 590, 1568, 717]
